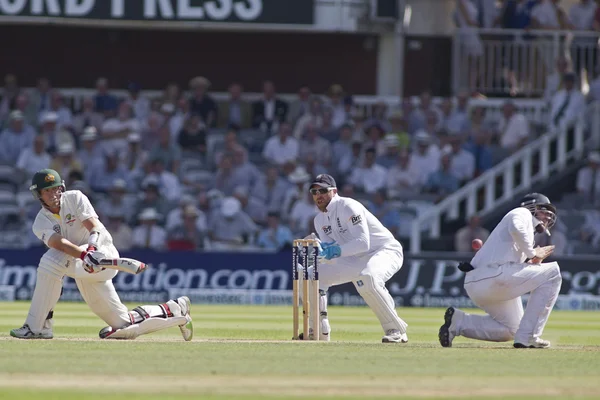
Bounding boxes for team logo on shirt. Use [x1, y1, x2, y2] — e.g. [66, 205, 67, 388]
[65, 213, 76, 226]
[350, 215, 362, 225]
[52, 224, 61, 234]
[322, 225, 332, 235]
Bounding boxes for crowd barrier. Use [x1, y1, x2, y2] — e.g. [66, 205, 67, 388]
[1, 249, 599, 310]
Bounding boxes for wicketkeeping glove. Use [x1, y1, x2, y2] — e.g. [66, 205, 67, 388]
[321, 244, 341, 260]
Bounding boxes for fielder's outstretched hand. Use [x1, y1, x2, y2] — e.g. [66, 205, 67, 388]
[530, 245, 555, 264]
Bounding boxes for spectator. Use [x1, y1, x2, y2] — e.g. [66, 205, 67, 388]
[568, 0, 598, 79]
[262, 122, 299, 166]
[293, 96, 323, 139]
[232, 186, 267, 226]
[169, 96, 190, 142]
[257, 212, 294, 251]
[0, 111, 36, 165]
[162, 82, 181, 106]
[366, 190, 403, 237]
[332, 122, 354, 175]
[289, 187, 319, 237]
[39, 111, 73, 155]
[281, 166, 311, 222]
[16, 134, 51, 180]
[544, 56, 573, 104]
[178, 113, 207, 157]
[388, 110, 409, 137]
[250, 165, 290, 214]
[122, 132, 148, 186]
[363, 123, 387, 156]
[0, 74, 19, 123]
[214, 153, 247, 196]
[149, 125, 181, 174]
[133, 178, 170, 225]
[318, 105, 339, 142]
[337, 140, 363, 177]
[141, 111, 165, 151]
[214, 129, 248, 167]
[549, 72, 586, 133]
[423, 151, 460, 201]
[497, 101, 530, 152]
[454, 0, 484, 91]
[500, 0, 537, 29]
[376, 134, 402, 169]
[386, 149, 421, 200]
[454, 215, 490, 252]
[189, 76, 218, 128]
[96, 179, 136, 224]
[208, 197, 259, 250]
[146, 158, 182, 203]
[531, 0, 570, 29]
[252, 80, 288, 135]
[287, 85, 312, 127]
[218, 82, 252, 129]
[324, 84, 346, 128]
[4, 93, 37, 129]
[93, 77, 118, 118]
[349, 147, 388, 194]
[167, 204, 207, 251]
[302, 154, 328, 178]
[88, 152, 130, 194]
[44, 91, 73, 130]
[49, 142, 83, 182]
[28, 77, 51, 115]
[132, 208, 167, 250]
[410, 91, 442, 133]
[350, 108, 367, 139]
[105, 210, 134, 252]
[468, 106, 495, 137]
[448, 136, 476, 183]
[126, 82, 150, 124]
[364, 101, 392, 133]
[576, 151, 600, 204]
[231, 147, 263, 189]
[299, 123, 332, 166]
[411, 131, 441, 186]
[72, 96, 104, 136]
[465, 130, 493, 176]
[102, 101, 140, 158]
[79, 127, 106, 178]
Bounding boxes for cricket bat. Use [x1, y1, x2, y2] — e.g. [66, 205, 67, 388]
[98, 257, 148, 275]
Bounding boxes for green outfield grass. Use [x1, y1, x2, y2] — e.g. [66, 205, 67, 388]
[0, 302, 599, 400]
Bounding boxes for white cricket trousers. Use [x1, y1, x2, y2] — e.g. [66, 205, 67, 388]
[456, 261, 562, 343]
[25, 244, 130, 333]
[303, 246, 408, 334]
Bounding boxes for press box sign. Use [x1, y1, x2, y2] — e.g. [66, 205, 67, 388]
[0, 0, 314, 24]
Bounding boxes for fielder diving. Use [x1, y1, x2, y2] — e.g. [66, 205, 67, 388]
[10, 169, 193, 341]
[439, 193, 561, 349]
[299, 174, 408, 343]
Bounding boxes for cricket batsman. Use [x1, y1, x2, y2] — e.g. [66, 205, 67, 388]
[10, 169, 193, 341]
[302, 174, 409, 343]
[439, 193, 562, 349]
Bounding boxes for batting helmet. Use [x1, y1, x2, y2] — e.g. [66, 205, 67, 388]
[29, 169, 66, 201]
[519, 193, 557, 230]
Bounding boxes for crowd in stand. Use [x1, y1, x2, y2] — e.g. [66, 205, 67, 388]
[0, 63, 598, 253]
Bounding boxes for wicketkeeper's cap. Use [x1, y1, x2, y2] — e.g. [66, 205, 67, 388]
[310, 174, 336, 189]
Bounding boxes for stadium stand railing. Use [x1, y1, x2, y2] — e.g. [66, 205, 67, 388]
[410, 101, 600, 254]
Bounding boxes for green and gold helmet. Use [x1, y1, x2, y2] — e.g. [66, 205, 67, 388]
[29, 169, 66, 200]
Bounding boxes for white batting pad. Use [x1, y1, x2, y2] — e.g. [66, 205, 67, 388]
[353, 275, 408, 333]
[102, 316, 189, 340]
[25, 268, 63, 333]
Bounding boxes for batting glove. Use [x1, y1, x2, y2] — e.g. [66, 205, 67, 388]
[80, 250, 103, 274]
[321, 244, 341, 260]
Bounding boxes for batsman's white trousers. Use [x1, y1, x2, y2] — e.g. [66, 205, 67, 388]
[456, 261, 562, 343]
[305, 246, 408, 333]
[26, 243, 130, 333]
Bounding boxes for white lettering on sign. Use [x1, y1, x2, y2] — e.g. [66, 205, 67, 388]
[234, 0, 261, 21]
[111, 0, 124, 17]
[204, 0, 231, 20]
[177, 0, 203, 18]
[31, 0, 60, 15]
[65, 0, 94, 16]
[144, 0, 174, 19]
[0, 0, 27, 14]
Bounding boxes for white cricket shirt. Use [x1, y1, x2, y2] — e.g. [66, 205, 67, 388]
[313, 195, 402, 258]
[32, 190, 111, 248]
[470, 207, 537, 268]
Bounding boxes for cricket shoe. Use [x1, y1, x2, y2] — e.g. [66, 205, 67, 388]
[382, 329, 408, 343]
[177, 296, 194, 342]
[439, 307, 463, 347]
[514, 338, 551, 349]
[10, 324, 53, 339]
